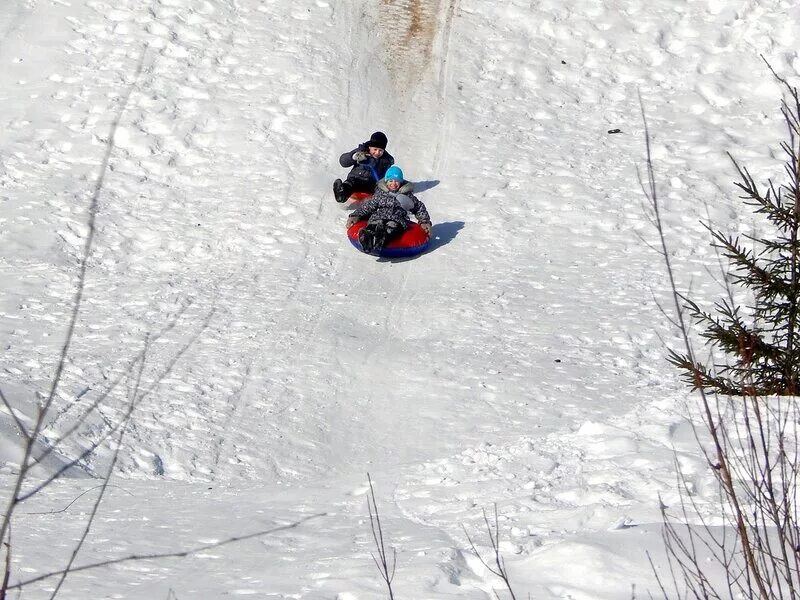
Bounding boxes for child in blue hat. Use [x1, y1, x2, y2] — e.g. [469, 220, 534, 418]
[333, 131, 395, 203]
[346, 166, 432, 253]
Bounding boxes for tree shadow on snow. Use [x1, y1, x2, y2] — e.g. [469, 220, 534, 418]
[376, 220, 465, 263]
[412, 180, 440, 193]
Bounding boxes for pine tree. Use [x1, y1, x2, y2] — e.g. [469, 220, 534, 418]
[669, 80, 800, 396]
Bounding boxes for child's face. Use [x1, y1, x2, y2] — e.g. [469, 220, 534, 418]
[387, 179, 401, 191]
[368, 146, 385, 159]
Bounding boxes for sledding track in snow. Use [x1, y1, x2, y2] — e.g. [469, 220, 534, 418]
[378, 0, 443, 93]
[373, 0, 460, 175]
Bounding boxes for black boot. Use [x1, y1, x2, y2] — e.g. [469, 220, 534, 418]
[383, 220, 400, 241]
[359, 222, 388, 254]
[358, 226, 375, 253]
[333, 179, 351, 203]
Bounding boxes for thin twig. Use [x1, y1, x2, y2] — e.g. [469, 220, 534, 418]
[19, 306, 214, 503]
[9, 514, 325, 590]
[35, 298, 193, 466]
[48, 340, 148, 599]
[0, 535, 10, 600]
[366, 473, 396, 600]
[21, 485, 134, 516]
[462, 505, 517, 600]
[0, 388, 28, 440]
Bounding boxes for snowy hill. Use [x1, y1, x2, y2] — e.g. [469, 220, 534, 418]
[1, 0, 799, 598]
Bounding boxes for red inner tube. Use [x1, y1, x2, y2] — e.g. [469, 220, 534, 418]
[347, 221, 430, 256]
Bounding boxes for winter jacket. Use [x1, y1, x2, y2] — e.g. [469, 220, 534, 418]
[350, 180, 431, 230]
[338, 143, 395, 185]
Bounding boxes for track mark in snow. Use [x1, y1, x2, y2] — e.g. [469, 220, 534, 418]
[432, 0, 459, 174]
[373, 0, 460, 175]
[380, 0, 441, 91]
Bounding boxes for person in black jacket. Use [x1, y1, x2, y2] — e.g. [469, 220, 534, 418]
[333, 131, 395, 203]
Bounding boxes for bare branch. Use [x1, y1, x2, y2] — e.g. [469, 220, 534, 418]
[0, 388, 28, 441]
[0, 535, 10, 600]
[463, 505, 518, 600]
[35, 297, 193, 465]
[9, 514, 325, 591]
[20, 305, 214, 502]
[48, 340, 148, 599]
[21, 485, 133, 516]
[366, 473, 396, 600]
[0, 41, 150, 555]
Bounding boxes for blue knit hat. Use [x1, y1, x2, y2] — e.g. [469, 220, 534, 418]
[384, 166, 404, 182]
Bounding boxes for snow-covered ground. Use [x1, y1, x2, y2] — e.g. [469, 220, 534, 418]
[1, 0, 799, 598]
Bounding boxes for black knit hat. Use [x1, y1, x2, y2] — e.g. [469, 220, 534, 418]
[366, 131, 388, 149]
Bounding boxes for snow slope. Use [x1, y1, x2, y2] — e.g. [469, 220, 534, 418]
[1, 0, 799, 598]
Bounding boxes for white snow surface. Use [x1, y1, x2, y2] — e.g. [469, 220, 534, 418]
[1, 0, 799, 598]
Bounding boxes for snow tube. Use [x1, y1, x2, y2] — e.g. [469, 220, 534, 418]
[347, 221, 431, 258]
[348, 192, 372, 202]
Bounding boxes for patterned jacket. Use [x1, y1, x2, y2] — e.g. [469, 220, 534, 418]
[338, 143, 395, 184]
[350, 180, 431, 230]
